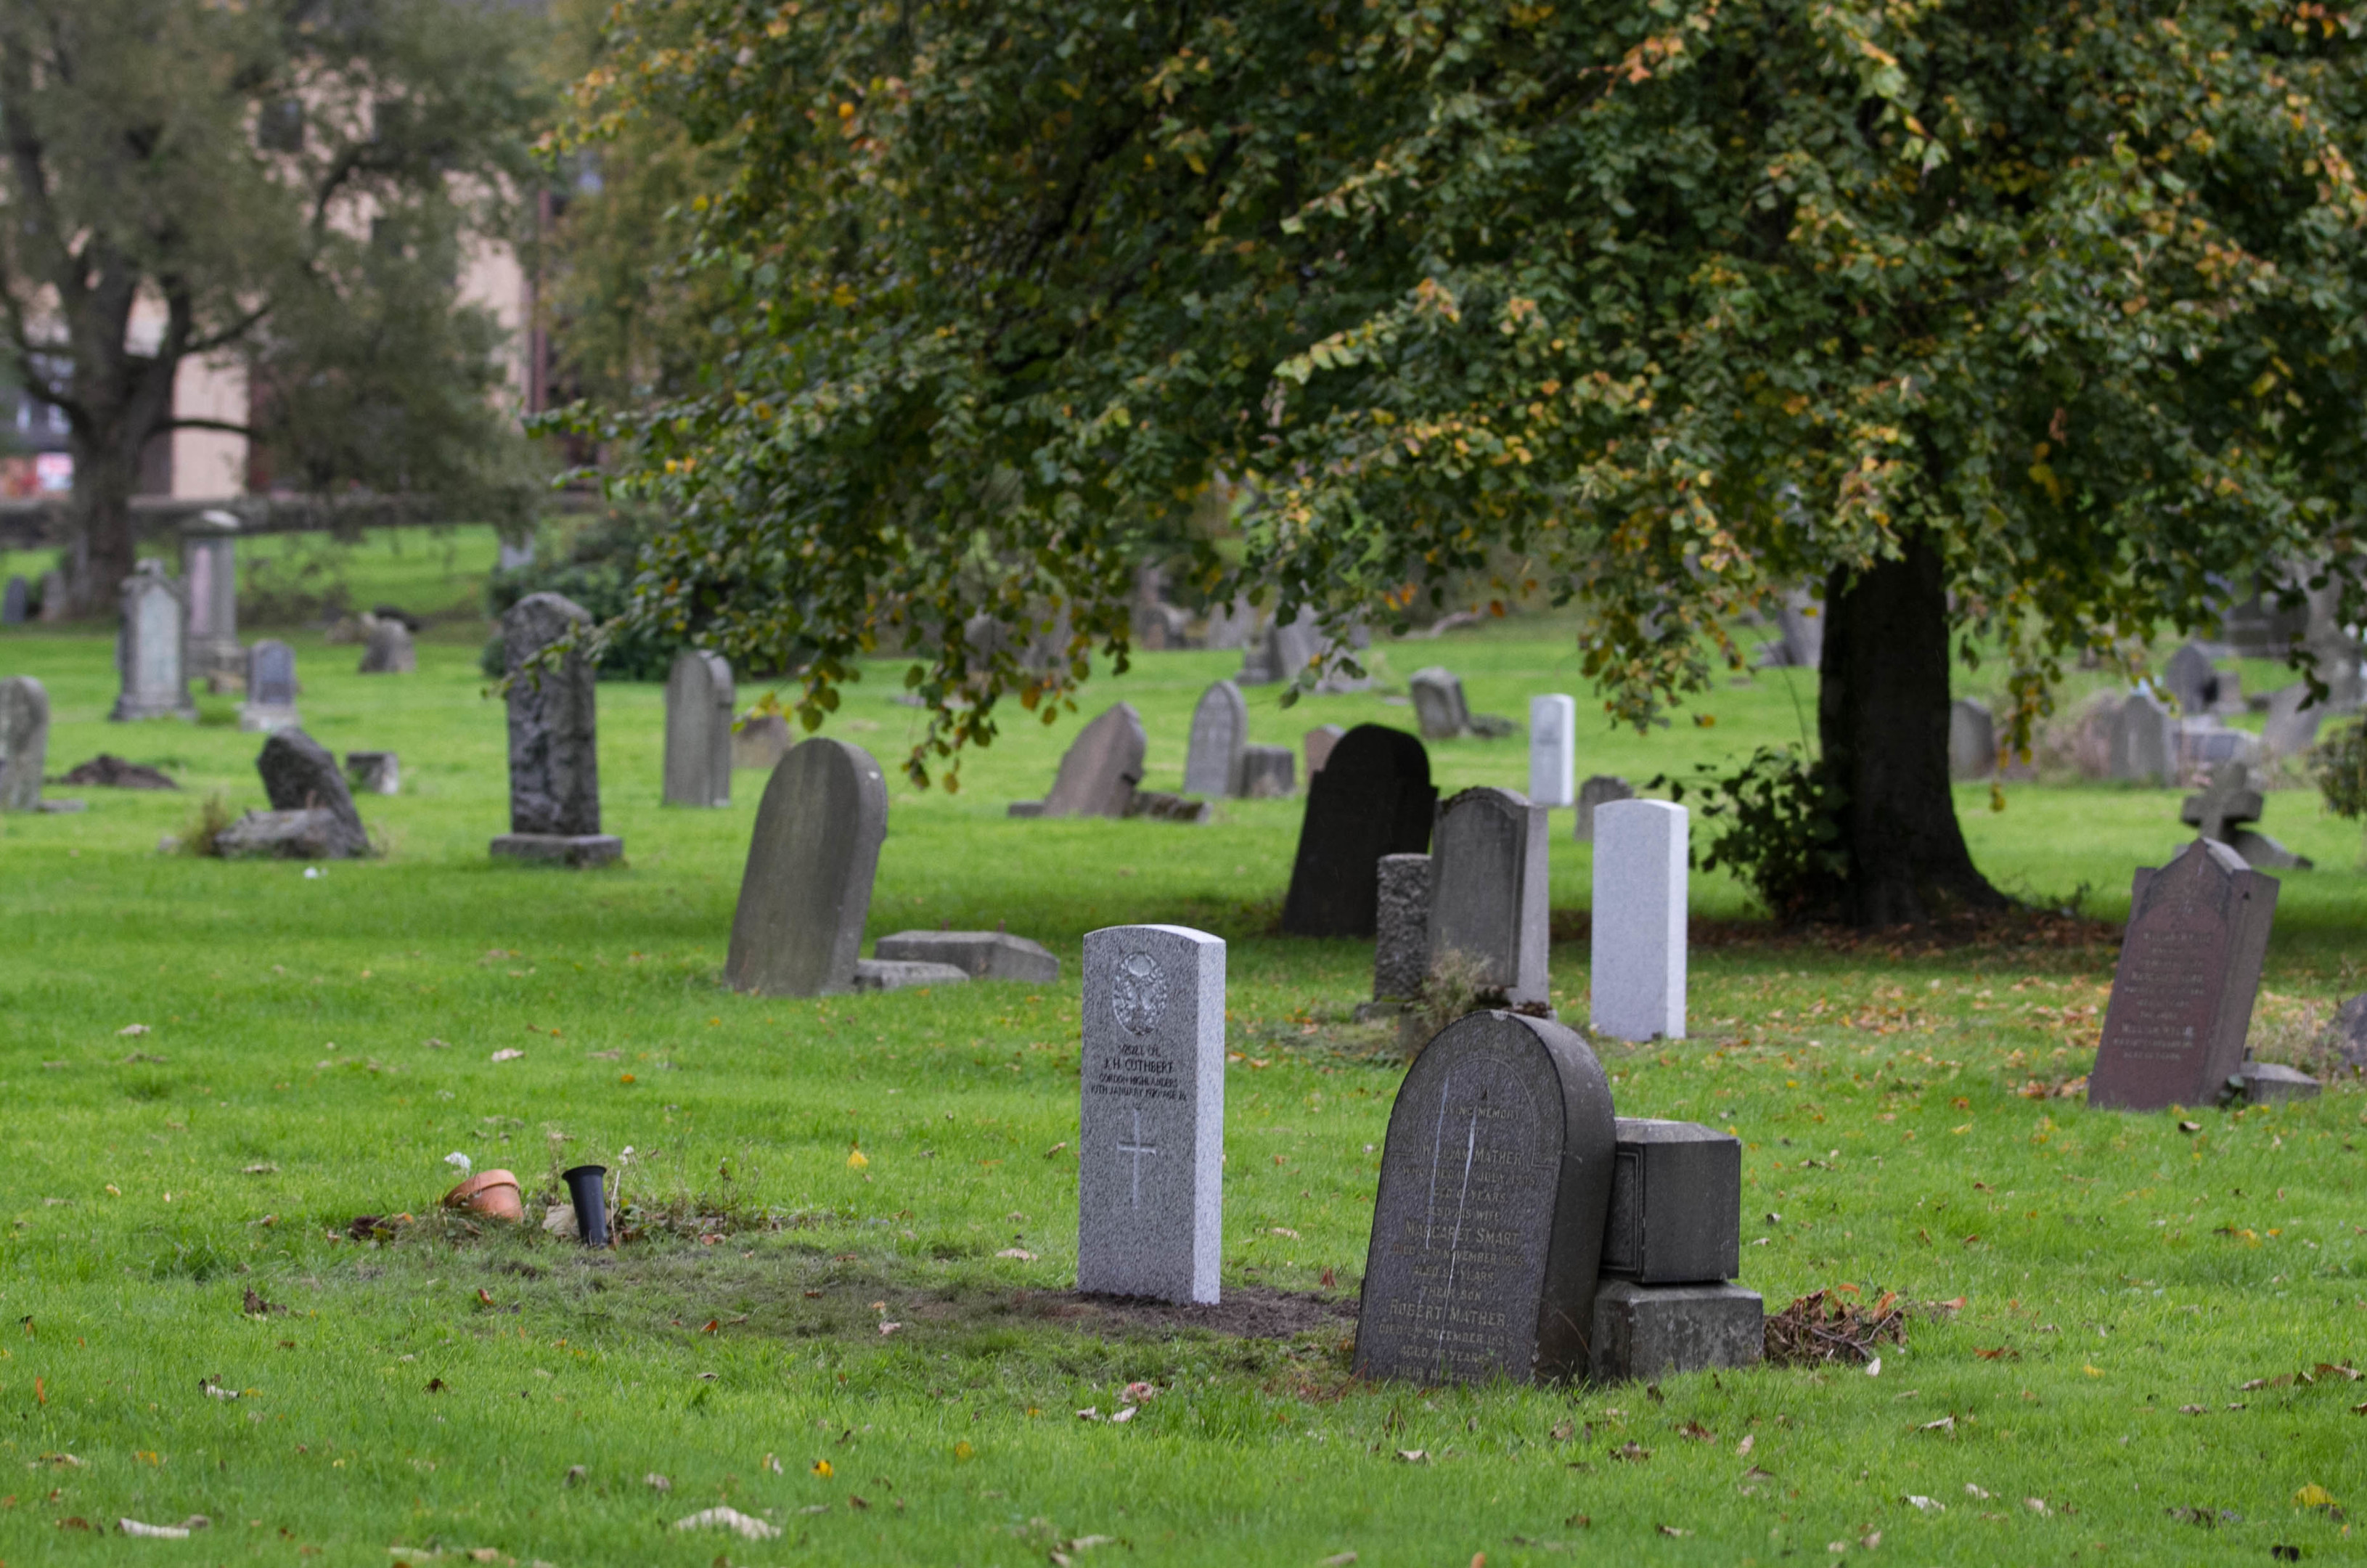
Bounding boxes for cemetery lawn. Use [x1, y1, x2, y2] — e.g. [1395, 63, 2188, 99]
[2, 608, 2366, 1565]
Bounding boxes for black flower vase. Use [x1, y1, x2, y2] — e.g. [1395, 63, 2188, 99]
[563, 1164, 610, 1247]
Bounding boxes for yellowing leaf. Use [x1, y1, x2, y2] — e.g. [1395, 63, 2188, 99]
[811, 1458, 833, 1478]
[847, 1148, 870, 1169]
[2295, 1484, 2337, 1508]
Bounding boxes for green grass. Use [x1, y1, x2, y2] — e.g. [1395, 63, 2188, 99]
[0, 614, 2363, 1565]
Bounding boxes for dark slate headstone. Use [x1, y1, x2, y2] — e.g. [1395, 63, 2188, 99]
[1572, 774, 1633, 843]
[248, 640, 298, 709]
[1355, 1010, 1617, 1385]
[662, 649, 734, 808]
[1183, 680, 1248, 797]
[2088, 839, 2278, 1111]
[0, 676, 49, 812]
[1015, 703, 1145, 818]
[1280, 724, 1436, 937]
[1601, 1119, 1741, 1286]
[724, 739, 888, 996]
[873, 930, 1060, 983]
[1, 576, 25, 625]
[2164, 643, 2217, 716]
[1427, 787, 1550, 1010]
[1238, 743, 1295, 799]
[255, 729, 371, 858]
[1372, 853, 1431, 1003]
[1408, 666, 1471, 740]
[501, 592, 602, 838]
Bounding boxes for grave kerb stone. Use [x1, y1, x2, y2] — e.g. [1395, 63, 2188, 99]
[872, 930, 1060, 983]
[1590, 1281, 1764, 1383]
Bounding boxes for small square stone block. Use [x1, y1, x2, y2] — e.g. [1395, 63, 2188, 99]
[490, 833, 624, 868]
[1601, 1118, 1741, 1285]
[1590, 1280, 1762, 1383]
[2231, 1061, 2321, 1104]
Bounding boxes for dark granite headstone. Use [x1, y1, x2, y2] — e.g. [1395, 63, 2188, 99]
[240, 639, 301, 733]
[1014, 703, 1145, 818]
[1601, 1119, 1741, 1286]
[1279, 724, 1436, 936]
[1373, 853, 1431, 1002]
[1, 576, 25, 625]
[1427, 787, 1550, 1010]
[724, 739, 888, 996]
[500, 592, 602, 837]
[1183, 680, 1248, 797]
[2088, 839, 2278, 1111]
[0, 676, 49, 812]
[1355, 1010, 1616, 1385]
[255, 729, 371, 858]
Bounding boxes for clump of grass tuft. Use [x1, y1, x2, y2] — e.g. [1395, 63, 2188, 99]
[176, 791, 235, 857]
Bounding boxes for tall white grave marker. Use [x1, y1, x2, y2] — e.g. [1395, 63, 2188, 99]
[1078, 924, 1225, 1304]
[1528, 693, 1576, 808]
[1590, 799, 1687, 1042]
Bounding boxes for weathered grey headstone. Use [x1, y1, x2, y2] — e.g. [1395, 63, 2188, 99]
[873, 930, 1060, 983]
[344, 751, 401, 796]
[0, 676, 49, 812]
[2181, 761, 2263, 845]
[1590, 1281, 1764, 1383]
[732, 710, 793, 771]
[108, 564, 196, 722]
[1, 576, 26, 625]
[662, 649, 734, 808]
[1590, 799, 1688, 1042]
[2262, 682, 2326, 759]
[240, 640, 301, 733]
[1601, 1119, 1741, 1286]
[253, 728, 372, 858]
[1183, 680, 1248, 797]
[1408, 666, 1471, 740]
[36, 570, 68, 624]
[2330, 993, 2367, 1072]
[1774, 587, 1823, 669]
[1947, 698, 1995, 780]
[1355, 1010, 1617, 1385]
[1373, 854, 1433, 1003]
[1573, 775, 1634, 843]
[724, 739, 888, 996]
[2106, 690, 2176, 783]
[1203, 600, 1258, 653]
[357, 616, 416, 675]
[496, 536, 537, 572]
[215, 809, 364, 859]
[2174, 718, 2258, 777]
[1012, 703, 1145, 818]
[1303, 724, 1344, 777]
[180, 510, 242, 678]
[1528, 695, 1577, 808]
[1238, 744, 1295, 799]
[1280, 724, 1436, 937]
[1267, 606, 1321, 687]
[1428, 788, 1550, 1010]
[2164, 644, 2217, 716]
[1078, 924, 1225, 1304]
[2088, 838, 2277, 1111]
[491, 592, 619, 866]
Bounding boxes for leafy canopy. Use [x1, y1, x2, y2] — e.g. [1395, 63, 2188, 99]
[553, 0, 2367, 784]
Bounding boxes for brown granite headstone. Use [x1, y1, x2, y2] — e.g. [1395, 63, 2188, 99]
[1354, 1010, 1616, 1385]
[2087, 838, 2278, 1111]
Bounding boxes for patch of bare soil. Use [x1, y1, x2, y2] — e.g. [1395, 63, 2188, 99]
[1023, 1287, 1358, 1340]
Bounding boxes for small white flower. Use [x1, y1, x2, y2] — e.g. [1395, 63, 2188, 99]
[303, 867, 322, 880]
[443, 1153, 472, 1175]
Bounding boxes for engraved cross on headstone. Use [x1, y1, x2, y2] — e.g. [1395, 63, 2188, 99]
[1116, 1108, 1157, 1209]
[2180, 761, 2263, 844]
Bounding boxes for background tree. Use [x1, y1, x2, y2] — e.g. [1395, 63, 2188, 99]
[554, 0, 2367, 925]
[0, 0, 548, 610]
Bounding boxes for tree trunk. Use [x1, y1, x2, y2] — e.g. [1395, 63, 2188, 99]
[70, 425, 139, 614]
[1818, 528, 2009, 926]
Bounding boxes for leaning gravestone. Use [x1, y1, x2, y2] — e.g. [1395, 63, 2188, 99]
[491, 592, 620, 867]
[1182, 679, 1248, 797]
[357, 616, 417, 675]
[240, 640, 301, 733]
[1408, 666, 1471, 740]
[1428, 788, 1550, 1010]
[1947, 698, 1995, 780]
[254, 728, 371, 857]
[1239, 744, 1294, 798]
[662, 649, 734, 808]
[724, 739, 888, 995]
[1077, 924, 1226, 1304]
[872, 930, 1059, 983]
[110, 565, 197, 722]
[1573, 774, 1634, 842]
[2164, 643, 2217, 716]
[1591, 799, 1688, 1042]
[1280, 724, 1436, 936]
[732, 709, 794, 772]
[2262, 683, 2326, 759]
[0, 676, 49, 812]
[2087, 838, 2278, 1111]
[1, 576, 25, 625]
[1373, 853, 1432, 1003]
[1528, 695, 1576, 808]
[1010, 703, 1145, 818]
[2106, 690, 2175, 783]
[1355, 1010, 1617, 1385]
[1303, 724, 1344, 777]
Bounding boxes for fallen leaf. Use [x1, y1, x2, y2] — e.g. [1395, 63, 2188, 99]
[673, 1506, 780, 1541]
[1611, 1442, 1651, 1463]
[118, 1518, 189, 1538]
[1550, 1421, 1574, 1442]
[1965, 1484, 1991, 1500]
[1865, 1356, 1882, 1377]
[996, 1249, 1037, 1261]
[2179, 1120, 2203, 1134]
[1320, 1555, 1358, 1567]
[952, 1442, 973, 1462]
[1109, 1406, 1136, 1424]
[2294, 1485, 2337, 1510]
[1917, 1417, 1955, 1434]
[878, 1321, 902, 1336]
[809, 1461, 830, 1479]
[1905, 1495, 1942, 1513]
[2179, 1405, 2207, 1415]
[2082, 1365, 2104, 1378]
[1860, 1531, 1882, 1550]
[645, 1473, 672, 1492]
[1974, 1347, 2016, 1361]
[1678, 1421, 1714, 1442]
[118, 1024, 150, 1037]
[2024, 1498, 2050, 1516]
[475, 1289, 496, 1307]
[1736, 1434, 1755, 1456]
[847, 1495, 869, 1511]
[846, 1148, 870, 1169]
[1394, 1449, 1427, 1463]
[489, 1048, 524, 1063]
[1075, 1408, 1101, 1422]
[1657, 1524, 1691, 1538]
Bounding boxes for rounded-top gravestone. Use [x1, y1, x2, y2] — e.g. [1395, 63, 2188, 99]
[1356, 1010, 1617, 1385]
[724, 738, 888, 996]
[0, 676, 49, 812]
[1183, 679, 1249, 798]
[1280, 724, 1436, 937]
[663, 649, 734, 808]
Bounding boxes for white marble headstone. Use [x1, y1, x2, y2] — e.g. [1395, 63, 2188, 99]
[1528, 694, 1576, 807]
[1590, 799, 1687, 1042]
[1078, 924, 1225, 1304]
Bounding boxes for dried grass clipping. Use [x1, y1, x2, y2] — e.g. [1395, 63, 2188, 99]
[1764, 1289, 1908, 1368]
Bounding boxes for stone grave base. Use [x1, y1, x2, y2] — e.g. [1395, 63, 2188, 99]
[107, 696, 197, 722]
[1006, 801, 1045, 817]
[852, 959, 970, 992]
[218, 808, 370, 861]
[1590, 1280, 1764, 1383]
[1125, 791, 1213, 823]
[2229, 1061, 2321, 1104]
[238, 705, 301, 735]
[490, 833, 624, 868]
[873, 931, 1060, 983]
[36, 799, 86, 814]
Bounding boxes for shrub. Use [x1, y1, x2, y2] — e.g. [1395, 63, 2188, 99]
[1653, 746, 1849, 923]
[2310, 718, 2367, 823]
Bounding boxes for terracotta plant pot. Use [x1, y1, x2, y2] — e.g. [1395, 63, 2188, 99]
[441, 1168, 525, 1223]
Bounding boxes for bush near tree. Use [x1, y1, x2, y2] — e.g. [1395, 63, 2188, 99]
[549, 0, 2367, 924]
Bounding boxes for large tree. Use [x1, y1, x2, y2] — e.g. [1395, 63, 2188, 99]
[0, 0, 547, 609]
[555, 0, 2367, 924]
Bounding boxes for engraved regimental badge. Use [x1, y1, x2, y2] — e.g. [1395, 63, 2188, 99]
[1111, 951, 1169, 1036]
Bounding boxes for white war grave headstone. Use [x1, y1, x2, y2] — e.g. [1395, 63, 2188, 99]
[1590, 799, 1688, 1041]
[1527, 694, 1576, 808]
